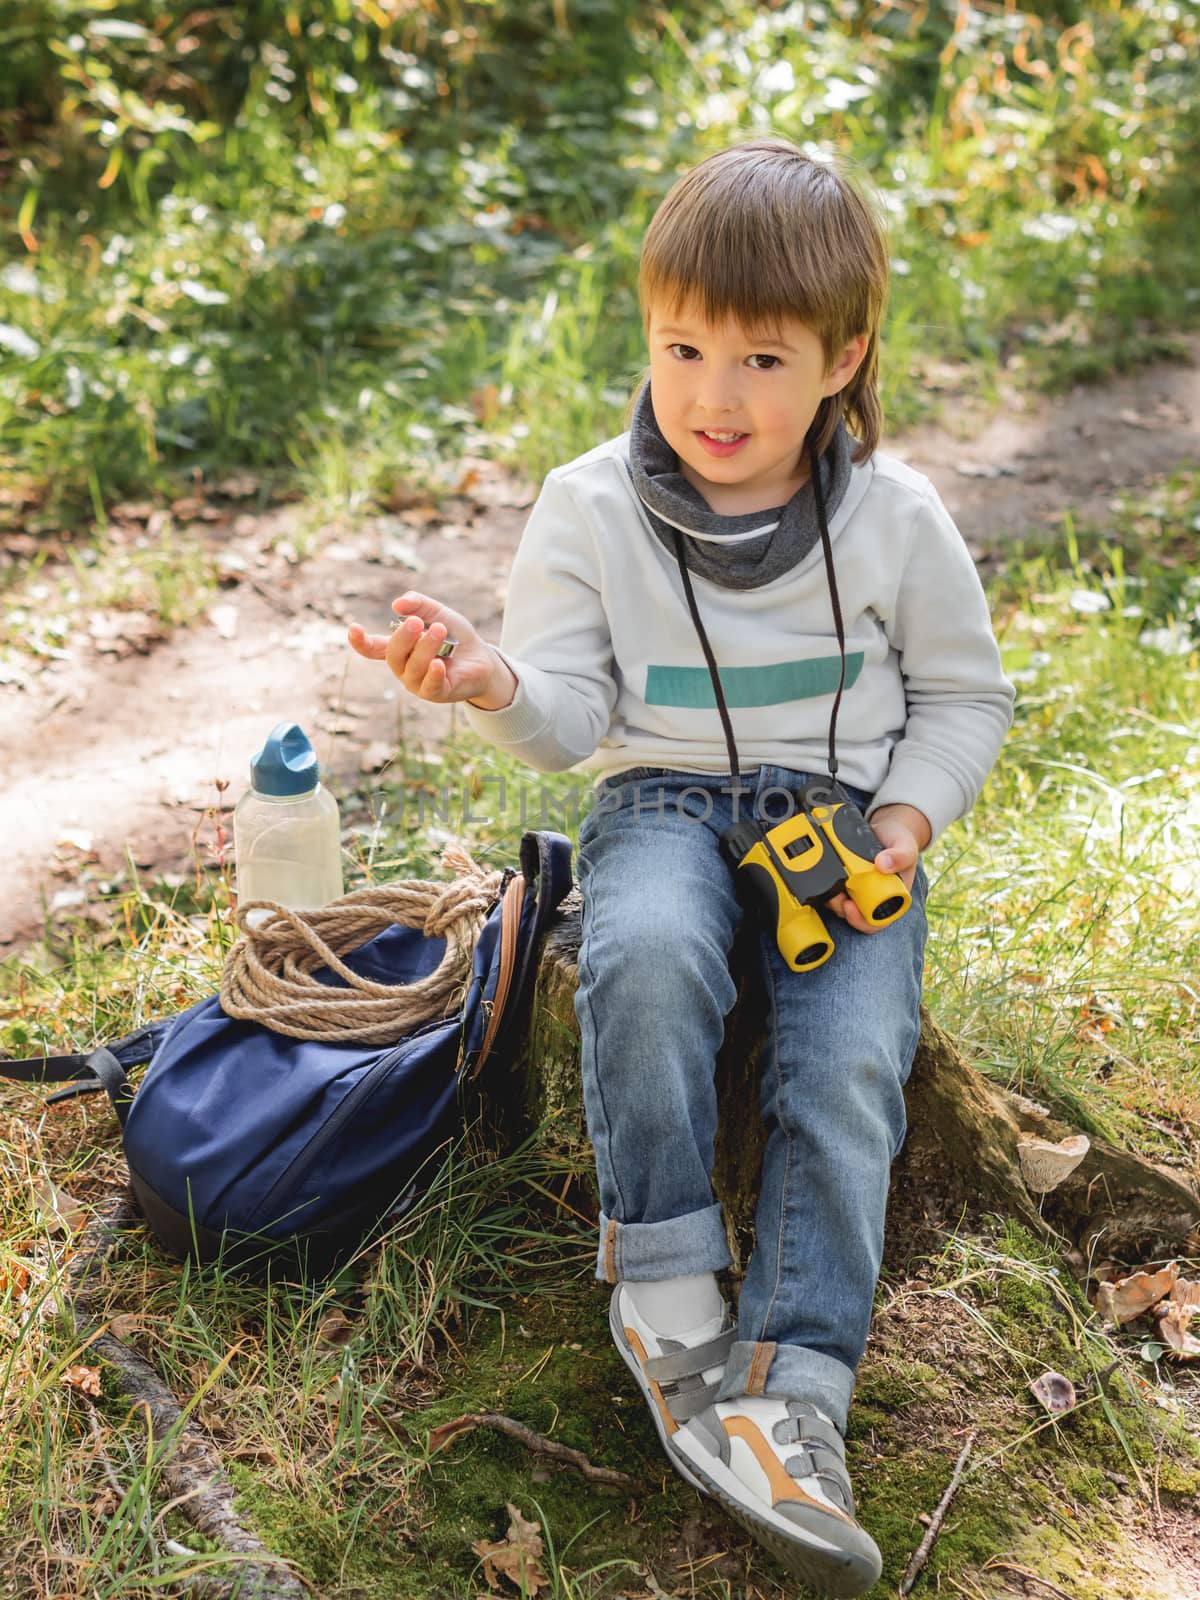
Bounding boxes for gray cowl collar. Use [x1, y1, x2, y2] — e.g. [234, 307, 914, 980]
[626, 380, 852, 591]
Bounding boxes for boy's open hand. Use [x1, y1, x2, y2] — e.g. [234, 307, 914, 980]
[824, 803, 930, 935]
[347, 591, 513, 708]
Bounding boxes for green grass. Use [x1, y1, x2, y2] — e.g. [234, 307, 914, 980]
[2, 470, 1198, 1595]
[924, 476, 1200, 1164]
[3, 4, 1200, 1591]
[2, 1, 1199, 526]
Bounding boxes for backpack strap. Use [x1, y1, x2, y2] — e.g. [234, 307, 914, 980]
[0, 1025, 160, 1128]
[470, 830, 574, 1079]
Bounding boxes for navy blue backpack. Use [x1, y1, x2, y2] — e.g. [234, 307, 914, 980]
[3, 831, 574, 1279]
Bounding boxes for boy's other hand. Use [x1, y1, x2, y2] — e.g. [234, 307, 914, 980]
[347, 591, 515, 708]
[824, 803, 930, 935]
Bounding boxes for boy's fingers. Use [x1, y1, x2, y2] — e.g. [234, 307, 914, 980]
[418, 658, 448, 699]
[347, 624, 389, 661]
[825, 892, 874, 935]
[385, 623, 420, 677]
[403, 619, 446, 686]
[875, 846, 914, 874]
[390, 620, 455, 701]
[871, 821, 918, 876]
[875, 852, 917, 891]
[391, 591, 443, 623]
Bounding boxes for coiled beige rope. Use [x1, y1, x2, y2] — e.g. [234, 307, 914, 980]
[219, 842, 505, 1044]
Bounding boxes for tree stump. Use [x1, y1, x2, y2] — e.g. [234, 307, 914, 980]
[513, 895, 1200, 1275]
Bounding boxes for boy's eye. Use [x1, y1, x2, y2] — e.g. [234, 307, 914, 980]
[664, 344, 780, 368]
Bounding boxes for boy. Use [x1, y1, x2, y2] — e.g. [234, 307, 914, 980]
[349, 138, 1013, 1595]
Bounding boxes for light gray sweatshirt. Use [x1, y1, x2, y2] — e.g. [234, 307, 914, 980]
[463, 433, 1014, 841]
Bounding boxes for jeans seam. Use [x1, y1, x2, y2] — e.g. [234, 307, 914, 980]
[577, 854, 630, 1223]
[757, 937, 789, 1346]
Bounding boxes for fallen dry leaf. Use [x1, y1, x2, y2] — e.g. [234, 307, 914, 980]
[0, 1260, 30, 1297]
[62, 1364, 102, 1397]
[472, 1503, 548, 1595]
[32, 1176, 88, 1235]
[428, 1413, 481, 1454]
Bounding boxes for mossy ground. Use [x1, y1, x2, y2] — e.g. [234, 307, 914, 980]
[5, 1066, 1196, 1600]
[190, 1207, 1200, 1600]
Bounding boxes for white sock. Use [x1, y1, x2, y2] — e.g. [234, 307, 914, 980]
[624, 1272, 725, 1337]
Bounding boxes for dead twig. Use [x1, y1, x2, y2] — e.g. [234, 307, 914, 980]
[68, 1189, 309, 1600]
[428, 1410, 635, 1489]
[899, 1427, 979, 1595]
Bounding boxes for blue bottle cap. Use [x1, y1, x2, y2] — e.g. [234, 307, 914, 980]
[250, 723, 320, 797]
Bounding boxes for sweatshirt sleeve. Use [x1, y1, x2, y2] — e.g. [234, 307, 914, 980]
[462, 468, 618, 772]
[866, 483, 1014, 841]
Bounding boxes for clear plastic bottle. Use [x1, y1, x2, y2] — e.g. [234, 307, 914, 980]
[233, 724, 343, 923]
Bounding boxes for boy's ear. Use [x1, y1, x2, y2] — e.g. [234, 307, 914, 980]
[822, 333, 870, 397]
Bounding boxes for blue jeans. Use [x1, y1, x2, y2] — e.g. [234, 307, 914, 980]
[573, 765, 928, 1433]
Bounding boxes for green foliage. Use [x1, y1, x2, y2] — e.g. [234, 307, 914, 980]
[2, 2, 1199, 520]
[924, 471, 1200, 1154]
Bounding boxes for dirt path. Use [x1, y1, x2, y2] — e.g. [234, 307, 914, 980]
[3, 341, 1198, 952]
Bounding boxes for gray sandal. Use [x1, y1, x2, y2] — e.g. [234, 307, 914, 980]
[608, 1285, 735, 1493]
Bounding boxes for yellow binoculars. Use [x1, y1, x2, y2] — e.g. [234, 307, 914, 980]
[719, 782, 911, 972]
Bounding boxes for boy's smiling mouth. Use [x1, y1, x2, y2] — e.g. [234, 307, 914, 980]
[695, 429, 749, 457]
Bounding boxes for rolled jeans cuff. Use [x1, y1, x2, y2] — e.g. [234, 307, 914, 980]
[717, 1340, 856, 1437]
[595, 1205, 733, 1284]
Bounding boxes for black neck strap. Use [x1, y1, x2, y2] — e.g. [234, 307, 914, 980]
[671, 433, 845, 787]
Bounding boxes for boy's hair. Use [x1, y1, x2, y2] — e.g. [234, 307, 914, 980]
[638, 139, 889, 462]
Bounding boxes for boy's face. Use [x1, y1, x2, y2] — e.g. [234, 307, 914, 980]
[645, 301, 867, 515]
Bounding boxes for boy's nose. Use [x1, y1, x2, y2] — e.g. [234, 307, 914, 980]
[696, 374, 741, 413]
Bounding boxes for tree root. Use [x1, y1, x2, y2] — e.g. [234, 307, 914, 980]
[68, 1190, 308, 1600]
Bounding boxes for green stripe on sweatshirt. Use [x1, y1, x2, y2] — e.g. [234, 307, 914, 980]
[645, 653, 864, 709]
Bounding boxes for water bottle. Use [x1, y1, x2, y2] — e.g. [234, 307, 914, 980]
[233, 723, 343, 923]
